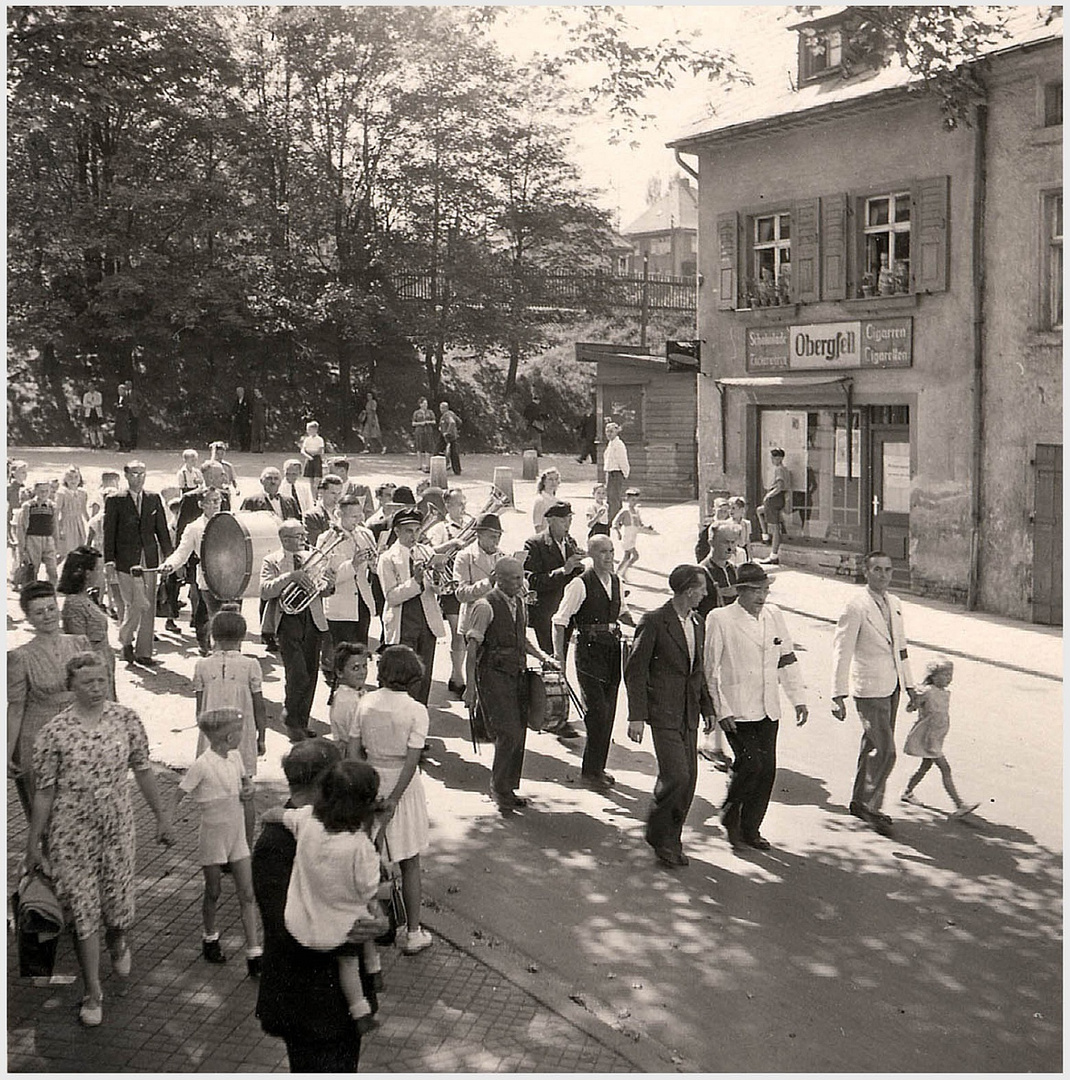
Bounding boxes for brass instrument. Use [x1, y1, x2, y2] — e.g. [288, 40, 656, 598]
[279, 527, 349, 615]
[427, 486, 511, 595]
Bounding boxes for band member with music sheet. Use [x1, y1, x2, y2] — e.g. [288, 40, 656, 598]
[522, 501, 585, 657]
[551, 534, 633, 792]
[321, 495, 377, 649]
[377, 506, 446, 705]
[261, 519, 333, 742]
[464, 559, 557, 813]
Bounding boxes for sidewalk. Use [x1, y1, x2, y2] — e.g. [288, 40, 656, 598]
[6, 780, 652, 1073]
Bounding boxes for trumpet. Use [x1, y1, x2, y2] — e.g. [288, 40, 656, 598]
[279, 527, 349, 615]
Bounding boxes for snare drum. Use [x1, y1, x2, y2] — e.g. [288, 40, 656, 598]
[200, 511, 280, 601]
[526, 669, 571, 732]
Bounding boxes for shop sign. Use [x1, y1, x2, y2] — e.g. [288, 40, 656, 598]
[746, 318, 912, 371]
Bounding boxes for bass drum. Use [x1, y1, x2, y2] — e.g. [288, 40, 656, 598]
[200, 511, 280, 601]
[526, 669, 571, 733]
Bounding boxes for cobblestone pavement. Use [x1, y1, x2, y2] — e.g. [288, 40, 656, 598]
[7, 781, 638, 1073]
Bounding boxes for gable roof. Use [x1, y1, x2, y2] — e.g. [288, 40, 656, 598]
[621, 179, 698, 237]
[670, 5, 1062, 149]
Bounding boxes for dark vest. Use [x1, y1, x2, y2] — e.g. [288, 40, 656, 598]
[571, 568, 621, 627]
[478, 588, 526, 674]
[25, 502, 56, 537]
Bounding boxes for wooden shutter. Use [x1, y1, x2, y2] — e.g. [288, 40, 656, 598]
[716, 211, 739, 310]
[912, 175, 949, 293]
[792, 198, 820, 303]
[820, 193, 848, 300]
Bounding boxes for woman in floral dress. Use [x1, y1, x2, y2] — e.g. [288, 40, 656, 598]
[58, 545, 116, 700]
[54, 465, 89, 560]
[7, 581, 91, 818]
[26, 652, 173, 1027]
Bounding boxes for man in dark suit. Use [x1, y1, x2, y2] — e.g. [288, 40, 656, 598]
[103, 460, 173, 665]
[230, 385, 252, 452]
[523, 500, 585, 654]
[252, 738, 377, 1071]
[303, 474, 343, 548]
[625, 563, 716, 868]
[241, 466, 300, 520]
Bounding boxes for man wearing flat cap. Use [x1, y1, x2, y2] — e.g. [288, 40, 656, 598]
[704, 562, 808, 853]
[523, 498, 585, 658]
[377, 503, 446, 704]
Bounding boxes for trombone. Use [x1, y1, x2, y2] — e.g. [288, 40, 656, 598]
[424, 485, 511, 594]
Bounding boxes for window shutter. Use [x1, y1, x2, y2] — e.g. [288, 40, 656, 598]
[716, 211, 739, 310]
[912, 175, 949, 293]
[820, 193, 848, 300]
[792, 198, 820, 303]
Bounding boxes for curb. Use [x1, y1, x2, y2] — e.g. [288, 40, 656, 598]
[419, 888, 688, 1073]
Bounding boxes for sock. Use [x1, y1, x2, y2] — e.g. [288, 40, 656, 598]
[349, 996, 371, 1020]
[203, 932, 219, 943]
[245, 945, 263, 959]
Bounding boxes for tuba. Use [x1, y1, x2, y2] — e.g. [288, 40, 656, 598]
[279, 527, 349, 615]
[427, 485, 511, 594]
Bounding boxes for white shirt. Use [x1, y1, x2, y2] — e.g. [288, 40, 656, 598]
[552, 570, 617, 627]
[300, 434, 325, 458]
[162, 515, 211, 589]
[704, 601, 806, 722]
[322, 524, 377, 620]
[178, 748, 245, 804]
[603, 436, 630, 477]
[675, 607, 696, 664]
[264, 491, 284, 518]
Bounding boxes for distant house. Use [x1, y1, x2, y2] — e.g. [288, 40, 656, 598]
[621, 178, 698, 278]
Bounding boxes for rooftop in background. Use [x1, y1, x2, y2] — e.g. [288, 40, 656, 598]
[670, 5, 1063, 147]
[620, 177, 698, 237]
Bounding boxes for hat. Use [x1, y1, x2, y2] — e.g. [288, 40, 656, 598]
[624, 488, 641, 498]
[735, 562, 770, 588]
[543, 500, 573, 519]
[392, 486, 416, 505]
[474, 513, 502, 532]
[392, 507, 423, 528]
[418, 487, 447, 517]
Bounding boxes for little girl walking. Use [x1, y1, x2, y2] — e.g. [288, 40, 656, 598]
[193, 606, 267, 845]
[348, 644, 433, 956]
[174, 708, 263, 974]
[900, 658, 981, 818]
[269, 760, 385, 1033]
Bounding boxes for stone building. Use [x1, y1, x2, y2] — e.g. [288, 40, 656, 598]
[670, 7, 1061, 622]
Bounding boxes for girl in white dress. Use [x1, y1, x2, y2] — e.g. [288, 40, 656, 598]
[55, 466, 88, 560]
[192, 606, 267, 844]
[330, 642, 371, 737]
[901, 658, 980, 818]
[531, 469, 561, 534]
[348, 644, 433, 955]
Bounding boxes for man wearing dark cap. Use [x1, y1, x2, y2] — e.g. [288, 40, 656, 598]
[377, 503, 446, 703]
[704, 562, 808, 853]
[625, 564, 716, 868]
[252, 738, 378, 1071]
[523, 499, 585, 659]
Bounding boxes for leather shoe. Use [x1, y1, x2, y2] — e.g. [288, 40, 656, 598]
[164, 619, 180, 633]
[493, 792, 529, 811]
[286, 726, 311, 744]
[554, 723, 581, 739]
[121, 643, 135, 664]
[744, 834, 772, 851]
[653, 847, 688, 868]
[579, 772, 614, 791]
[848, 801, 867, 818]
[135, 655, 160, 667]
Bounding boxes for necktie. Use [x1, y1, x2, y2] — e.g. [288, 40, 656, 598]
[293, 553, 301, 572]
[291, 484, 301, 512]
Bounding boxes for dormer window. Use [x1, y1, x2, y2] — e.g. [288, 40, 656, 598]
[799, 26, 843, 83]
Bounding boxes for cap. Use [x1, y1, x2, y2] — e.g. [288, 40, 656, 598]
[418, 487, 447, 517]
[392, 507, 423, 528]
[624, 488, 641, 498]
[543, 501, 573, 519]
[735, 562, 770, 588]
[474, 513, 503, 532]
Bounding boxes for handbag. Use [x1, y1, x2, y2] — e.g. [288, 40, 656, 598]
[13, 867, 66, 979]
[372, 829, 407, 946]
[12, 559, 36, 590]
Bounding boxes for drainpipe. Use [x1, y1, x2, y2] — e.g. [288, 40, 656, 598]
[674, 150, 699, 183]
[967, 101, 988, 611]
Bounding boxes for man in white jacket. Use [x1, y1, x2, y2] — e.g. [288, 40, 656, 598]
[704, 562, 807, 852]
[830, 551, 916, 836]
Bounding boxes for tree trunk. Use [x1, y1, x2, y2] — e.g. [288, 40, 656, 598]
[505, 337, 520, 395]
[39, 342, 79, 442]
[337, 326, 352, 451]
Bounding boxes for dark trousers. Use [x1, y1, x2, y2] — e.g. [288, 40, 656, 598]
[399, 601, 436, 704]
[278, 611, 321, 733]
[646, 722, 699, 854]
[606, 469, 625, 525]
[283, 1032, 360, 1073]
[443, 437, 461, 475]
[852, 690, 900, 813]
[479, 667, 528, 797]
[161, 573, 181, 619]
[529, 602, 556, 654]
[191, 585, 222, 650]
[723, 718, 779, 839]
[576, 437, 596, 463]
[575, 638, 621, 778]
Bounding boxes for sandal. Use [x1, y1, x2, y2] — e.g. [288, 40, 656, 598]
[79, 995, 103, 1027]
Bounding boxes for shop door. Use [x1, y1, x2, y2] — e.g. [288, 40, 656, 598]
[1031, 444, 1062, 626]
[871, 425, 911, 582]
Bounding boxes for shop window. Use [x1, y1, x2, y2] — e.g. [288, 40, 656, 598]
[759, 408, 863, 549]
[1043, 82, 1062, 127]
[1043, 191, 1062, 329]
[798, 26, 843, 83]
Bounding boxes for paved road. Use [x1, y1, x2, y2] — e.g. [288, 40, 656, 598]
[7, 446, 1063, 1071]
